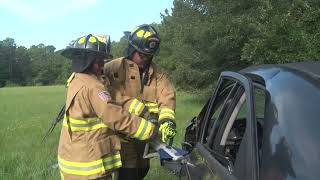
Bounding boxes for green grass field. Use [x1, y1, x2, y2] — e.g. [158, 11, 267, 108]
[0, 86, 205, 180]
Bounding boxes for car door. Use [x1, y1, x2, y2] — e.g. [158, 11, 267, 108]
[184, 71, 259, 180]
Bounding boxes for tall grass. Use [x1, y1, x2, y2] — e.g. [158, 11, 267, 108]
[0, 86, 65, 180]
[0, 86, 205, 179]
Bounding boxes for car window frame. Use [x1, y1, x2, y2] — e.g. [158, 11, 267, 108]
[209, 85, 245, 149]
[200, 78, 238, 144]
[197, 71, 259, 180]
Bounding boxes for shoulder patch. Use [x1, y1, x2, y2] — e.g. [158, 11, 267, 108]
[98, 91, 111, 102]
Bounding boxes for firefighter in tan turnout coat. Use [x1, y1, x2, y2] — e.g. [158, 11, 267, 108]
[58, 34, 159, 180]
[104, 25, 177, 180]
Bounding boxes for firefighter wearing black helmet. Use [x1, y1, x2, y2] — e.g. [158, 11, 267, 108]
[104, 25, 177, 180]
[58, 34, 159, 180]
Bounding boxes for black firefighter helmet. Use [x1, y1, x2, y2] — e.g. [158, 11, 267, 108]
[124, 24, 160, 58]
[61, 34, 111, 72]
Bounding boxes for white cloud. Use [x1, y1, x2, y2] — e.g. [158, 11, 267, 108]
[0, 0, 98, 21]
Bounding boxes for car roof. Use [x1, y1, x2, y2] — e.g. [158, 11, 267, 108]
[239, 61, 320, 179]
[240, 61, 320, 84]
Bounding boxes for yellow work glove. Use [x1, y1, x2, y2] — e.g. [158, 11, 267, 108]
[159, 120, 177, 143]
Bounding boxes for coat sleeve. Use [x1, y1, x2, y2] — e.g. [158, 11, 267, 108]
[104, 60, 149, 119]
[104, 77, 149, 119]
[89, 84, 157, 140]
[156, 72, 177, 123]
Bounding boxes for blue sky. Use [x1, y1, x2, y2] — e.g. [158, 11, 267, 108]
[0, 0, 173, 50]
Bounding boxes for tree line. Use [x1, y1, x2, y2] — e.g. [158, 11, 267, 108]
[1, 0, 320, 90]
[0, 38, 71, 87]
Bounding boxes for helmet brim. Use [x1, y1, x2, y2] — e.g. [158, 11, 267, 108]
[61, 48, 110, 60]
[130, 43, 160, 56]
[61, 48, 113, 73]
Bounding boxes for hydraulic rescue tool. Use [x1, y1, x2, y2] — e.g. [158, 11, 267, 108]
[142, 117, 189, 164]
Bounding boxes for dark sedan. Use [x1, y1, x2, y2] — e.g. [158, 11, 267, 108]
[175, 61, 320, 180]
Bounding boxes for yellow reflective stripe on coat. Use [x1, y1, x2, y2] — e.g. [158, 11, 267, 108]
[66, 72, 75, 87]
[128, 99, 144, 115]
[63, 116, 107, 132]
[133, 118, 153, 140]
[145, 102, 159, 113]
[60, 171, 65, 180]
[159, 108, 175, 120]
[58, 153, 122, 176]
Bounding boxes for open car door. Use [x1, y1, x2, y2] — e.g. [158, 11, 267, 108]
[177, 71, 259, 180]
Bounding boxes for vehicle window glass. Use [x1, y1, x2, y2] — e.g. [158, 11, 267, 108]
[196, 100, 210, 140]
[215, 87, 247, 166]
[254, 86, 266, 165]
[202, 79, 236, 144]
[255, 87, 266, 119]
[210, 84, 266, 178]
[199, 83, 247, 177]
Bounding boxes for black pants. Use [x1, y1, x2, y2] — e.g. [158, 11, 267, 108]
[117, 167, 149, 180]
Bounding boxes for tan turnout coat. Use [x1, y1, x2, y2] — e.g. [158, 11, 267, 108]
[104, 57, 176, 168]
[58, 73, 157, 179]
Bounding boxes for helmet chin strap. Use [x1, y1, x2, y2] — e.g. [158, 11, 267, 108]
[140, 59, 152, 72]
[140, 64, 150, 93]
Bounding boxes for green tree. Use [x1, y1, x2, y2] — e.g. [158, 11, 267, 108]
[242, 0, 320, 64]
[0, 38, 17, 86]
[12, 46, 32, 85]
[111, 36, 128, 58]
[157, 0, 320, 91]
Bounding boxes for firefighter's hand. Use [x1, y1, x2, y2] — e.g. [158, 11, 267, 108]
[159, 120, 176, 142]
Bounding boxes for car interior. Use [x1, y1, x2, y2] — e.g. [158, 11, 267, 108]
[181, 75, 267, 180]
[183, 79, 265, 175]
[220, 90, 264, 165]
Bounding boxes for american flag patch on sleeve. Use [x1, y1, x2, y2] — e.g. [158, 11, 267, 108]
[98, 91, 111, 102]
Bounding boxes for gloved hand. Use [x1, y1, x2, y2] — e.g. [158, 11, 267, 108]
[159, 120, 177, 143]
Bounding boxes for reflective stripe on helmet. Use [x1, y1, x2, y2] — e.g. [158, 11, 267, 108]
[144, 31, 152, 38]
[88, 36, 97, 43]
[135, 29, 152, 38]
[136, 29, 145, 38]
[63, 115, 107, 132]
[133, 118, 153, 140]
[95, 34, 109, 44]
[159, 108, 175, 121]
[128, 24, 160, 55]
[78, 37, 85, 44]
[58, 153, 122, 176]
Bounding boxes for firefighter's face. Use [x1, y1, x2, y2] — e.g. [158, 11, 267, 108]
[92, 57, 105, 77]
[132, 51, 153, 69]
